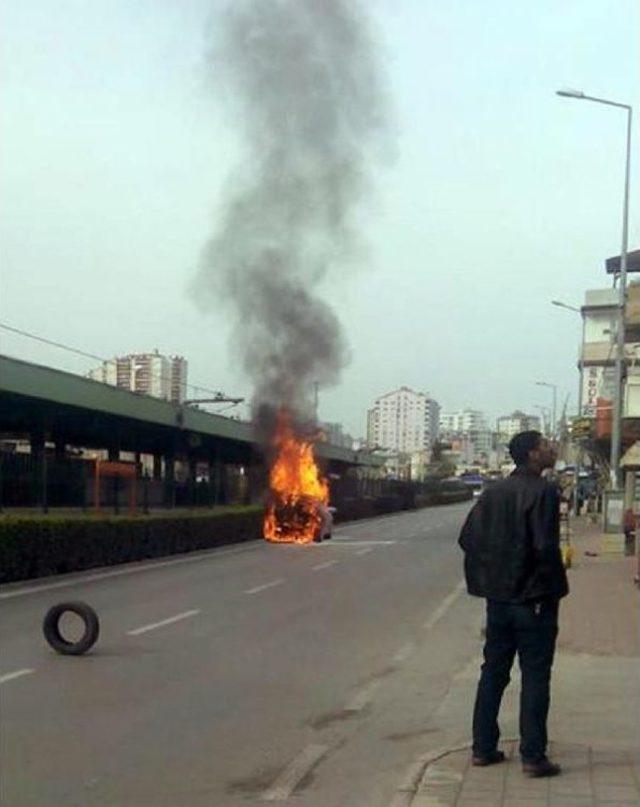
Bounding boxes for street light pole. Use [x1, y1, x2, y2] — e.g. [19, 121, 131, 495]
[551, 299, 585, 412]
[551, 299, 585, 514]
[556, 89, 633, 488]
[534, 405, 551, 437]
[536, 381, 558, 439]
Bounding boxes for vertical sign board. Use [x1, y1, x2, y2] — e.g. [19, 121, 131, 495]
[582, 366, 602, 416]
[582, 366, 616, 416]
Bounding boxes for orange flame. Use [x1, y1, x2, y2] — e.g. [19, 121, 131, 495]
[264, 410, 329, 544]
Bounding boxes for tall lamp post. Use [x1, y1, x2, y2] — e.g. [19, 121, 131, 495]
[552, 299, 585, 514]
[551, 299, 585, 413]
[534, 405, 551, 437]
[556, 89, 633, 488]
[536, 381, 558, 439]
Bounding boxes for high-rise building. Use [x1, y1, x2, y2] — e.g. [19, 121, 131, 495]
[439, 409, 487, 437]
[89, 351, 188, 404]
[366, 386, 440, 453]
[496, 411, 541, 441]
[170, 356, 188, 405]
[439, 409, 493, 464]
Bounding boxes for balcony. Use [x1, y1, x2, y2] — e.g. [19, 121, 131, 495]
[580, 341, 640, 367]
[625, 283, 640, 341]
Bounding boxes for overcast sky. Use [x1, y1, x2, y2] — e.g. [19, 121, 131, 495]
[1, 0, 638, 436]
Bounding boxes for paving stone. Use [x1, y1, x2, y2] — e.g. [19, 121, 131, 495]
[459, 783, 504, 794]
[423, 767, 464, 784]
[411, 795, 454, 807]
[594, 802, 640, 807]
[439, 753, 470, 775]
[593, 770, 637, 785]
[593, 785, 640, 801]
[547, 786, 593, 799]
[502, 800, 547, 807]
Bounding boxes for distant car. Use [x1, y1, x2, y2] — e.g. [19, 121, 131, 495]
[460, 473, 484, 498]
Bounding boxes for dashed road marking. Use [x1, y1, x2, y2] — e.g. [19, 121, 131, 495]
[355, 547, 373, 556]
[422, 581, 465, 631]
[126, 609, 200, 636]
[261, 744, 329, 801]
[0, 668, 36, 685]
[312, 560, 338, 571]
[345, 680, 380, 712]
[244, 579, 285, 595]
[392, 642, 415, 664]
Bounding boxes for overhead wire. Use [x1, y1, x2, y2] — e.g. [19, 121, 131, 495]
[0, 321, 244, 407]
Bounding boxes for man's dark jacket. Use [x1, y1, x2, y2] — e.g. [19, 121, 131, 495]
[458, 468, 569, 602]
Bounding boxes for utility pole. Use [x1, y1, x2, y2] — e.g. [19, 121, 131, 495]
[556, 89, 632, 489]
[536, 382, 558, 439]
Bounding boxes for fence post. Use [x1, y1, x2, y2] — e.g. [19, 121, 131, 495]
[113, 474, 119, 515]
[163, 452, 176, 509]
[41, 452, 48, 514]
[143, 471, 150, 515]
[212, 451, 222, 506]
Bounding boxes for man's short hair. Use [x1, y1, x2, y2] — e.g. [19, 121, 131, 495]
[509, 430, 542, 466]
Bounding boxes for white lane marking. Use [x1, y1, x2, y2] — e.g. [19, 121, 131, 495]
[392, 642, 415, 664]
[422, 581, 465, 631]
[330, 539, 396, 546]
[345, 680, 380, 712]
[355, 547, 373, 556]
[0, 668, 36, 685]
[312, 560, 338, 571]
[126, 609, 200, 636]
[0, 542, 261, 600]
[244, 579, 284, 595]
[261, 744, 329, 801]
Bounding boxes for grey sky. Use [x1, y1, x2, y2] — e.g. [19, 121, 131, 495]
[1, 0, 638, 436]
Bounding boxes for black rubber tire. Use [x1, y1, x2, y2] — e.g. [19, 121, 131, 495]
[43, 601, 100, 655]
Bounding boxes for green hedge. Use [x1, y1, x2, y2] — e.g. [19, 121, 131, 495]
[0, 489, 473, 585]
[0, 506, 263, 584]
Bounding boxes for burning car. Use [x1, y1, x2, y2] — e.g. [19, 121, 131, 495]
[263, 410, 332, 544]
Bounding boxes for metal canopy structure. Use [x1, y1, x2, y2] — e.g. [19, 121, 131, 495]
[0, 355, 382, 470]
[606, 249, 640, 275]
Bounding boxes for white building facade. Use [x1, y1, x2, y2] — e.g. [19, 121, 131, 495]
[440, 409, 493, 465]
[496, 411, 542, 441]
[89, 351, 188, 404]
[439, 409, 488, 437]
[367, 387, 440, 453]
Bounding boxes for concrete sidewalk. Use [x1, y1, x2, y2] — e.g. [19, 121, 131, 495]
[400, 517, 640, 807]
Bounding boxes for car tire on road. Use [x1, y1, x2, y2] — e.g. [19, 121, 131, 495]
[43, 601, 100, 655]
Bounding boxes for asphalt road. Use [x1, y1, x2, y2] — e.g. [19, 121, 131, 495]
[0, 502, 479, 807]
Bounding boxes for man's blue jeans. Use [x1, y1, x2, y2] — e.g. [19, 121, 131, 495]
[472, 599, 559, 762]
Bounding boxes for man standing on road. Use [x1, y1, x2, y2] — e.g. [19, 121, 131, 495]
[458, 431, 569, 778]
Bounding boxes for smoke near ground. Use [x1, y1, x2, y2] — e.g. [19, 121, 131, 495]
[194, 0, 388, 438]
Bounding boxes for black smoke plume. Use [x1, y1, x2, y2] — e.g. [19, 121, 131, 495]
[194, 0, 388, 439]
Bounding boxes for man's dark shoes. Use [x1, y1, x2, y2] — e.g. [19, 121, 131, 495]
[522, 757, 561, 778]
[472, 750, 505, 767]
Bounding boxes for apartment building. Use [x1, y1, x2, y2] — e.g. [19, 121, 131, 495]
[89, 350, 188, 404]
[366, 386, 440, 453]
